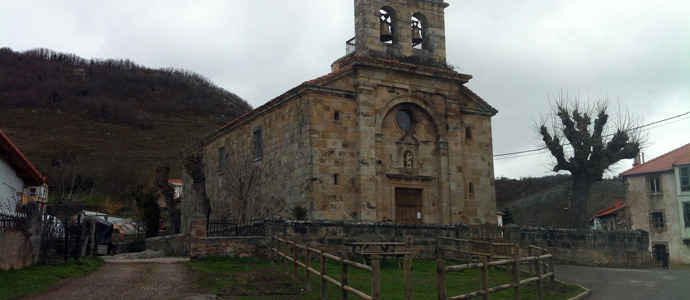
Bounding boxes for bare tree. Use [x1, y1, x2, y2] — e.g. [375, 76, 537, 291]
[220, 151, 273, 222]
[538, 93, 644, 228]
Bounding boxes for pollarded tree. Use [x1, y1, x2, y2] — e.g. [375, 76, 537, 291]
[539, 95, 643, 229]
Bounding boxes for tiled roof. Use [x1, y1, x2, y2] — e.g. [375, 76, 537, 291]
[620, 143, 690, 176]
[168, 179, 182, 184]
[593, 199, 626, 218]
[0, 129, 46, 186]
[189, 64, 354, 148]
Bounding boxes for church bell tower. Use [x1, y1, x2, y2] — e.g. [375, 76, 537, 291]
[353, 0, 449, 63]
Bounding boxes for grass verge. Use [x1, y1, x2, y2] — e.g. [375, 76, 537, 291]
[188, 257, 585, 300]
[0, 257, 104, 299]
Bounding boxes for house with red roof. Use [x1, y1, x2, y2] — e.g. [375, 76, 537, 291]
[590, 198, 628, 231]
[620, 143, 690, 266]
[181, 0, 498, 232]
[0, 129, 48, 215]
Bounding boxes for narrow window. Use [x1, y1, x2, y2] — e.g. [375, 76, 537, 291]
[465, 127, 473, 140]
[218, 147, 226, 172]
[253, 129, 262, 159]
[649, 177, 661, 194]
[683, 202, 690, 228]
[650, 212, 665, 229]
[680, 166, 690, 192]
[334, 111, 340, 121]
[333, 174, 339, 185]
[468, 183, 475, 196]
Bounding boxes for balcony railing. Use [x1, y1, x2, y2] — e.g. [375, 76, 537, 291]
[346, 37, 356, 55]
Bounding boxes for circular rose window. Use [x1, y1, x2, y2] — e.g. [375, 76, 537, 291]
[396, 110, 413, 132]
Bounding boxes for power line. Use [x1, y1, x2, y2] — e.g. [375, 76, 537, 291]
[494, 110, 690, 159]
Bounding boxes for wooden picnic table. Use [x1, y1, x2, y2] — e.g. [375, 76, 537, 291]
[343, 241, 409, 267]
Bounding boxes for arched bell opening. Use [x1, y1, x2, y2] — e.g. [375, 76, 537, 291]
[380, 7, 396, 44]
[411, 13, 427, 49]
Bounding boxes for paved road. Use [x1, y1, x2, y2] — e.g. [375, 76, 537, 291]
[555, 265, 690, 299]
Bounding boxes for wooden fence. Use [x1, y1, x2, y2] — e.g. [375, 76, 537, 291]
[436, 238, 555, 300]
[271, 236, 383, 300]
[436, 237, 516, 263]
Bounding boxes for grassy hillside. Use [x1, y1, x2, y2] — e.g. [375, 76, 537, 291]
[0, 48, 252, 216]
[496, 176, 626, 228]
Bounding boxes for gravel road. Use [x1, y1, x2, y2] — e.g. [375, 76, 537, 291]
[19, 252, 215, 300]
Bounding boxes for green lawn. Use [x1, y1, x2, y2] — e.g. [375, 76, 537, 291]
[0, 257, 104, 299]
[188, 257, 585, 299]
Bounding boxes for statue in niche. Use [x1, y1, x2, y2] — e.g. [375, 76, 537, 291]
[404, 151, 413, 169]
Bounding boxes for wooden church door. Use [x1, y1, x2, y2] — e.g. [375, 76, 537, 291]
[395, 188, 422, 224]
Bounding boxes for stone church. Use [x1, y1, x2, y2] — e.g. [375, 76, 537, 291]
[182, 0, 498, 231]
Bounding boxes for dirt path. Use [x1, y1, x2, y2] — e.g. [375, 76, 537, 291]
[19, 258, 215, 300]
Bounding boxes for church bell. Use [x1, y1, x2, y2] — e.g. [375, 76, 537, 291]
[412, 21, 423, 46]
[380, 13, 393, 42]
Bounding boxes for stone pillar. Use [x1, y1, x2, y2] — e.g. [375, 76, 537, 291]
[19, 201, 42, 264]
[355, 82, 378, 221]
[189, 214, 206, 258]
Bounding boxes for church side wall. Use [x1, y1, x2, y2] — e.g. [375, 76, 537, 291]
[459, 113, 496, 224]
[306, 88, 360, 220]
[200, 96, 313, 220]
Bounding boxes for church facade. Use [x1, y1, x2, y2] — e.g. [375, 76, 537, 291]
[182, 0, 498, 231]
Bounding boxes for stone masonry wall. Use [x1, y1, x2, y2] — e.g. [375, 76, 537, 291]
[0, 228, 34, 271]
[266, 220, 467, 258]
[146, 234, 190, 256]
[188, 217, 649, 268]
[509, 226, 650, 268]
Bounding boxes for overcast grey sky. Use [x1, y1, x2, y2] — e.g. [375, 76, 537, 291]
[1, 1, 688, 179]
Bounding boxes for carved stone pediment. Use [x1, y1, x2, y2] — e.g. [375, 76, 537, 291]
[396, 134, 419, 146]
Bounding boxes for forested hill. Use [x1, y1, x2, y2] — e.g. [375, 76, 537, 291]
[0, 47, 251, 128]
[0, 47, 252, 215]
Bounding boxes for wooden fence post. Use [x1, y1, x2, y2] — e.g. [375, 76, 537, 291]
[306, 244, 312, 291]
[528, 247, 534, 274]
[436, 259, 446, 300]
[404, 258, 413, 300]
[371, 260, 381, 300]
[320, 253, 327, 300]
[284, 240, 289, 275]
[480, 256, 489, 300]
[536, 255, 543, 300]
[549, 247, 555, 293]
[341, 260, 349, 300]
[269, 236, 274, 263]
[436, 238, 441, 259]
[512, 250, 521, 300]
[293, 242, 299, 279]
[488, 239, 495, 271]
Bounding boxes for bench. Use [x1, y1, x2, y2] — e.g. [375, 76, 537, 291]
[355, 252, 411, 267]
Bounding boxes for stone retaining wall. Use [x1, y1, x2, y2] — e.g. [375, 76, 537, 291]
[509, 226, 649, 268]
[266, 220, 466, 258]
[0, 228, 34, 271]
[145, 234, 190, 256]
[188, 215, 650, 268]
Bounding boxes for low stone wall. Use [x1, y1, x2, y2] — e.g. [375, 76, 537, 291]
[191, 236, 269, 259]
[266, 220, 466, 258]
[0, 228, 34, 271]
[187, 215, 650, 268]
[146, 234, 190, 256]
[509, 226, 649, 268]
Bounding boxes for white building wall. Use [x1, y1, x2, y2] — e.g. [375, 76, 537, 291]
[0, 158, 24, 214]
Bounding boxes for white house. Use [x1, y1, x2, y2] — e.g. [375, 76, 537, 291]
[0, 129, 47, 215]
